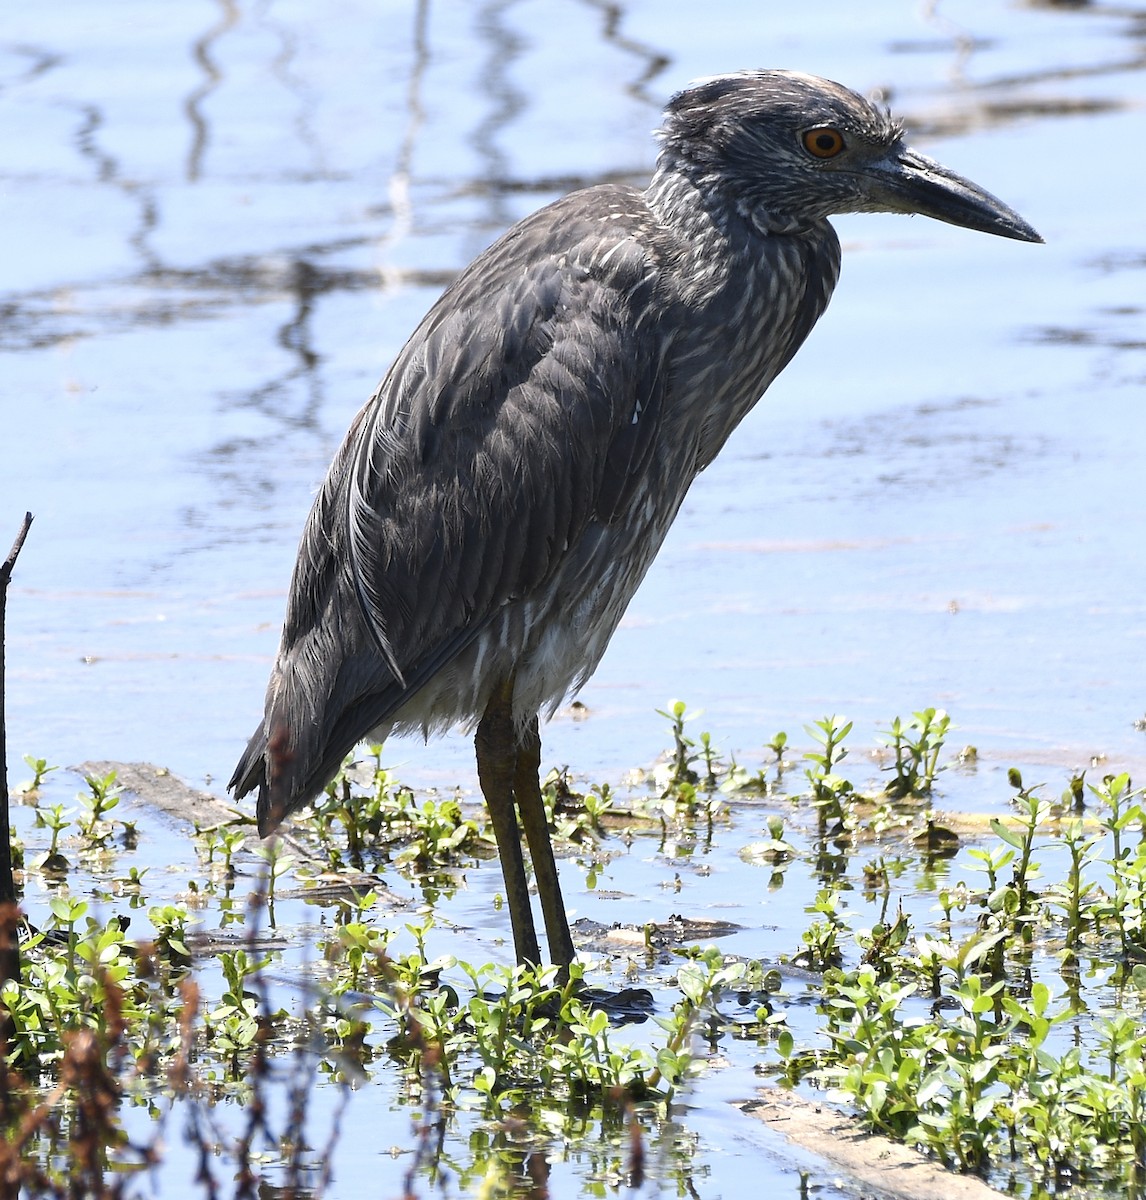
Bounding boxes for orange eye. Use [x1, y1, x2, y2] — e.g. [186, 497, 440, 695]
[802, 127, 846, 159]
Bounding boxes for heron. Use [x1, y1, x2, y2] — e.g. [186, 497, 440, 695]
[230, 70, 1040, 969]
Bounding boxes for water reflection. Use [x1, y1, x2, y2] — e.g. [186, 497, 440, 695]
[186, 0, 240, 182]
[579, 0, 670, 103]
[377, 0, 430, 296]
[470, 0, 528, 238]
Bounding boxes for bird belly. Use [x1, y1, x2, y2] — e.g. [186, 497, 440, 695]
[384, 502, 674, 742]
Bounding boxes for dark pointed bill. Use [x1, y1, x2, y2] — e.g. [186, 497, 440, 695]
[867, 146, 1043, 244]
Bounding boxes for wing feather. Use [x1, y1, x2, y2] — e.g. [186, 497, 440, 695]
[232, 185, 674, 823]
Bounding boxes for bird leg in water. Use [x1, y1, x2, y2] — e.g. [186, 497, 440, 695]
[475, 682, 574, 970]
[475, 682, 542, 967]
[513, 716, 576, 969]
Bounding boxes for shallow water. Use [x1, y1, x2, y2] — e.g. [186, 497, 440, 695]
[3, 0, 1146, 1195]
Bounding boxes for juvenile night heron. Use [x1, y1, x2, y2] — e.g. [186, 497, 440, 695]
[231, 70, 1040, 968]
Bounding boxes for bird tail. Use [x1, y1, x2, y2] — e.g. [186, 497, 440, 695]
[228, 721, 297, 837]
[229, 683, 330, 837]
[228, 726, 267, 804]
[228, 621, 327, 832]
[229, 718, 332, 837]
[230, 638, 399, 836]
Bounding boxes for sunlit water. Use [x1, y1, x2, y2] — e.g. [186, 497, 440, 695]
[3, 0, 1146, 1195]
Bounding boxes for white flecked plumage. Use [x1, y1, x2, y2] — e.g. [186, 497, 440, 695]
[231, 69, 1040, 968]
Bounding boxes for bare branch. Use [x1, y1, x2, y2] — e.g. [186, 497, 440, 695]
[0, 512, 32, 585]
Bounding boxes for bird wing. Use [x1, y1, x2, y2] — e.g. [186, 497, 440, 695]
[346, 187, 672, 693]
[234, 186, 673, 814]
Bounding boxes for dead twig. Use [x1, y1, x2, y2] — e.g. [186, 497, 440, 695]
[0, 513, 33, 993]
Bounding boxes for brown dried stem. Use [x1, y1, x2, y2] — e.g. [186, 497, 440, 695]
[0, 513, 32, 993]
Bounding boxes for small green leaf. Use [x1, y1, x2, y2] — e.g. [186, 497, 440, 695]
[989, 819, 1026, 850]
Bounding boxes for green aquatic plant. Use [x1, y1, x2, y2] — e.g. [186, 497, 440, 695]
[1088, 772, 1146, 974]
[148, 903, 193, 968]
[879, 708, 950, 800]
[8, 701, 1146, 1200]
[1044, 819, 1100, 959]
[808, 957, 1146, 1188]
[303, 747, 419, 860]
[791, 887, 850, 972]
[19, 754, 57, 793]
[648, 947, 749, 1098]
[194, 819, 247, 878]
[656, 699, 700, 793]
[803, 715, 854, 822]
[325, 891, 393, 993]
[394, 794, 481, 868]
[252, 839, 295, 918]
[369, 954, 661, 1112]
[770, 785, 1146, 1195]
[990, 774, 1051, 916]
[33, 802, 71, 872]
[78, 769, 123, 844]
[0, 899, 178, 1076]
[656, 698, 730, 804]
[202, 947, 278, 1080]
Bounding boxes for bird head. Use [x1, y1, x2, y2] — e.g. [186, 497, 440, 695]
[656, 69, 1042, 243]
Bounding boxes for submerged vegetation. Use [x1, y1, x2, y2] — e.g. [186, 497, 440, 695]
[1, 704, 1145, 1198]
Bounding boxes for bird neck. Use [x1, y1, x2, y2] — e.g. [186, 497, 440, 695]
[643, 164, 816, 309]
[642, 162, 841, 472]
[642, 168, 744, 304]
[646, 158, 812, 237]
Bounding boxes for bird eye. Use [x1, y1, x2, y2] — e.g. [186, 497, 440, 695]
[802, 127, 846, 159]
